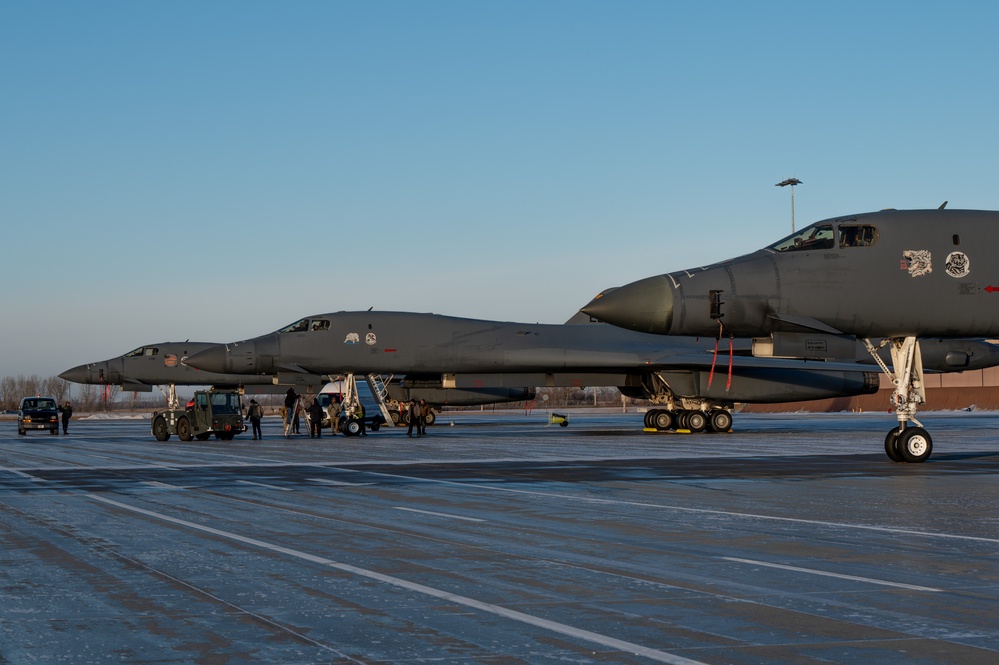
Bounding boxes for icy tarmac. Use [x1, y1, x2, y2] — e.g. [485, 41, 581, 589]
[1, 410, 998, 664]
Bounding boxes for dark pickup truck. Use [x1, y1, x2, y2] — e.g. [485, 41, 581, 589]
[18, 396, 59, 436]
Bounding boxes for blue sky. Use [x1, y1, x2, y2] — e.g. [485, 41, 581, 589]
[3, 1, 999, 379]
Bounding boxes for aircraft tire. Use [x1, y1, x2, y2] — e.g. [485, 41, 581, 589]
[644, 410, 655, 429]
[153, 417, 170, 442]
[708, 409, 733, 433]
[652, 410, 674, 431]
[344, 419, 362, 436]
[884, 428, 904, 462]
[899, 427, 932, 463]
[177, 418, 192, 442]
[687, 411, 707, 433]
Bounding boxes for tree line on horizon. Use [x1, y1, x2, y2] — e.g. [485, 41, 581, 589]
[1, 374, 123, 412]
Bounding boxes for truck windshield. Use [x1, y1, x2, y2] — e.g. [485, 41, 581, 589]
[23, 399, 55, 409]
[210, 393, 241, 415]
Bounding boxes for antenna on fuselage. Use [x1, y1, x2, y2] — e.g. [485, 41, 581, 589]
[939, 201, 948, 209]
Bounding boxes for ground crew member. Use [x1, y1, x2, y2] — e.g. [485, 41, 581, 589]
[247, 399, 263, 440]
[418, 399, 429, 436]
[60, 401, 73, 435]
[283, 388, 298, 437]
[308, 399, 324, 438]
[407, 399, 420, 437]
[326, 395, 342, 435]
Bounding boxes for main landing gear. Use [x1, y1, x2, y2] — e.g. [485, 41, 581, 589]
[865, 336, 932, 463]
[644, 407, 732, 433]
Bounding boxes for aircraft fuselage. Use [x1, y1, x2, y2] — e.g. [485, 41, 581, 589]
[585, 209, 999, 339]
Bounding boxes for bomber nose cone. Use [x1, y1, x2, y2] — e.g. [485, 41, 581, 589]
[186, 346, 229, 374]
[581, 275, 674, 334]
[59, 364, 91, 384]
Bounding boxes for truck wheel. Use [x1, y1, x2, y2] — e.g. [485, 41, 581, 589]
[425, 411, 436, 426]
[370, 420, 381, 432]
[195, 432, 211, 441]
[153, 417, 170, 442]
[18, 428, 25, 436]
[390, 411, 401, 425]
[177, 418, 192, 442]
[50, 428, 58, 435]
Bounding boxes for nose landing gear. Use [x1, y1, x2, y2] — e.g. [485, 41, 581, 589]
[867, 336, 933, 463]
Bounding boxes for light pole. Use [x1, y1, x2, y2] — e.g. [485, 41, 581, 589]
[775, 177, 802, 232]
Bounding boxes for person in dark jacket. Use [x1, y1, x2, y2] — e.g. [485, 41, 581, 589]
[407, 399, 420, 437]
[247, 399, 263, 440]
[307, 399, 324, 438]
[283, 388, 298, 437]
[59, 401, 73, 435]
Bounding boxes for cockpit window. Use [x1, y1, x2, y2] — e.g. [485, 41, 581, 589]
[839, 224, 879, 248]
[278, 319, 310, 333]
[124, 347, 159, 357]
[769, 224, 835, 252]
[278, 318, 330, 333]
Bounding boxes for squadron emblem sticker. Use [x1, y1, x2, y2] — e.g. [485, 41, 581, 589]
[344, 332, 360, 344]
[365, 332, 377, 345]
[945, 251, 970, 278]
[902, 250, 932, 277]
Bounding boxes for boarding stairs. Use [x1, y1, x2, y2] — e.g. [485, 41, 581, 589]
[365, 373, 398, 425]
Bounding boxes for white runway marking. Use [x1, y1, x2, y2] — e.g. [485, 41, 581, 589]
[0, 467, 46, 481]
[88, 494, 708, 665]
[237, 480, 293, 491]
[342, 468, 999, 544]
[142, 481, 188, 490]
[722, 557, 942, 592]
[394, 507, 485, 522]
[307, 478, 369, 487]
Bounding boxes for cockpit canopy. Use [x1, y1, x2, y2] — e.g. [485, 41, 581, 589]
[769, 222, 879, 253]
[278, 318, 331, 333]
[124, 346, 159, 358]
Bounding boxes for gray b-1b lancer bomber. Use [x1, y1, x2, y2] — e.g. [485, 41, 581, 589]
[59, 342, 282, 393]
[59, 341, 534, 413]
[583, 206, 999, 462]
[186, 309, 999, 434]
